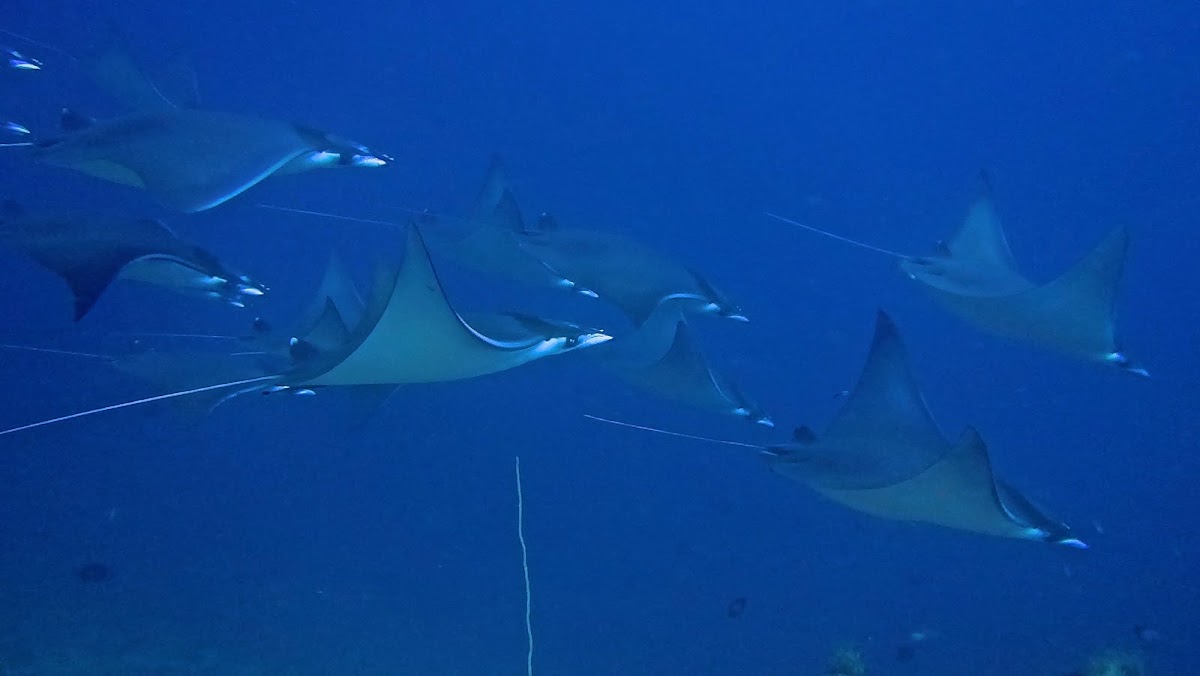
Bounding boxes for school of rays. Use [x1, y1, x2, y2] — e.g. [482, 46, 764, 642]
[0, 32, 1149, 552]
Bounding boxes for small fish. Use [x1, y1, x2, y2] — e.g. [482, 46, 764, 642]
[726, 597, 747, 618]
[1133, 624, 1163, 648]
[3, 46, 42, 70]
[75, 562, 113, 583]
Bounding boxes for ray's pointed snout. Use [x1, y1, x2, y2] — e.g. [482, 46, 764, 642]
[573, 332, 614, 349]
[350, 152, 390, 168]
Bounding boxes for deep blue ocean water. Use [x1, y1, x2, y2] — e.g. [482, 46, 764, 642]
[0, 1, 1196, 674]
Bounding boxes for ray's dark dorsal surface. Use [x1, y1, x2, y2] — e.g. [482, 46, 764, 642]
[592, 303, 771, 425]
[0, 202, 265, 319]
[764, 311, 1086, 546]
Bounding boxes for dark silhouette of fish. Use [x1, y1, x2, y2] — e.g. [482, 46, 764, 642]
[727, 597, 747, 618]
[75, 562, 113, 583]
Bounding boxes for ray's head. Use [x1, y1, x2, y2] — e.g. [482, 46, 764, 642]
[292, 125, 392, 169]
[537, 323, 613, 355]
[690, 272, 747, 321]
[734, 405, 774, 428]
[702, 299, 749, 322]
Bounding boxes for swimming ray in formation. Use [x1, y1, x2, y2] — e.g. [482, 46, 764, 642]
[767, 193, 1144, 375]
[284, 223, 612, 387]
[593, 304, 772, 425]
[0, 202, 266, 319]
[764, 311, 1085, 546]
[30, 107, 391, 213]
[0, 222, 612, 437]
[516, 217, 746, 325]
[420, 156, 591, 295]
[14, 39, 389, 212]
[587, 311, 1084, 546]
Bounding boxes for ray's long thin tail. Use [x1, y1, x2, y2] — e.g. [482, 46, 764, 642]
[255, 203, 474, 228]
[764, 212, 912, 260]
[0, 28, 77, 61]
[254, 203, 400, 227]
[582, 414, 763, 450]
[0, 375, 279, 437]
[0, 343, 111, 360]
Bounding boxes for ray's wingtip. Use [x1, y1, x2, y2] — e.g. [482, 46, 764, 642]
[1057, 538, 1089, 550]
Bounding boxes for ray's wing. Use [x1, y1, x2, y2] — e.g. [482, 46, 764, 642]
[598, 308, 770, 424]
[424, 221, 571, 290]
[811, 427, 1079, 544]
[84, 44, 181, 112]
[768, 312, 948, 488]
[293, 252, 366, 343]
[823, 311, 946, 452]
[993, 226, 1129, 359]
[468, 154, 524, 232]
[1, 213, 192, 319]
[945, 197, 1019, 271]
[296, 298, 353, 355]
[421, 158, 569, 289]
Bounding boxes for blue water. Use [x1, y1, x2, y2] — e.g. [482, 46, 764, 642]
[1, 1, 1196, 673]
